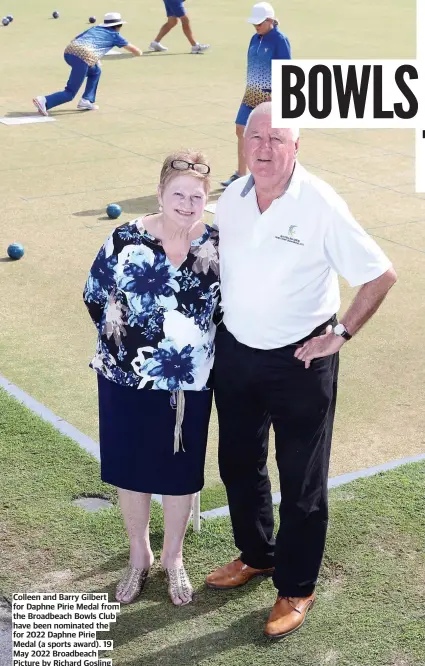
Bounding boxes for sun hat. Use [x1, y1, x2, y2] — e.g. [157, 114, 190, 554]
[100, 12, 127, 27]
[247, 2, 275, 24]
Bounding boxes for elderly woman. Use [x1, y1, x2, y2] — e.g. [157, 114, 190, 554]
[83, 151, 219, 606]
[221, 2, 291, 188]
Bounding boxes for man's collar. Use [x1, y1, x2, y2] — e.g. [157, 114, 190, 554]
[239, 162, 302, 200]
[240, 175, 255, 197]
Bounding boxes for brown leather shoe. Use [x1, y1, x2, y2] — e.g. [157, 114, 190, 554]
[264, 592, 316, 639]
[206, 558, 274, 590]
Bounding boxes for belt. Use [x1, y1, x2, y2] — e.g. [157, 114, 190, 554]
[218, 315, 337, 349]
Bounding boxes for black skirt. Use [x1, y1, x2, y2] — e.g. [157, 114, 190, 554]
[97, 373, 213, 495]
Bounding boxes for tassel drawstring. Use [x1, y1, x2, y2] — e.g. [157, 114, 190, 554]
[170, 390, 185, 454]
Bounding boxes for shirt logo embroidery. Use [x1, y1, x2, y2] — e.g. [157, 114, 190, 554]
[275, 226, 305, 246]
[264, 48, 269, 52]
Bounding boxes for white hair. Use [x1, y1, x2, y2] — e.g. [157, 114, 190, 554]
[243, 102, 299, 141]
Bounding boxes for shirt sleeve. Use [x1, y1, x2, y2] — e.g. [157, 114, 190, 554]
[324, 197, 393, 287]
[83, 233, 118, 331]
[275, 34, 291, 59]
[114, 33, 129, 48]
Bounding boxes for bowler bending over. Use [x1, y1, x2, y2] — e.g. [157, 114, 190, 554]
[33, 12, 142, 116]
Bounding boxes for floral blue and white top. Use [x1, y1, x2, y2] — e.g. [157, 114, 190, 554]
[83, 218, 220, 392]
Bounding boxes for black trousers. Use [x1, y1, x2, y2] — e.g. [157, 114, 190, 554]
[214, 318, 339, 598]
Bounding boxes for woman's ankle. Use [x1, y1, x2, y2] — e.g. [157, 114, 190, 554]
[129, 544, 154, 569]
[161, 553, 183, 570]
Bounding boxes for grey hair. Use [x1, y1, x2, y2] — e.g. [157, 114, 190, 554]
[243, 102, 300, 141]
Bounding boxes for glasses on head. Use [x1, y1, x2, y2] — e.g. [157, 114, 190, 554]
[170, 159, 210, 175]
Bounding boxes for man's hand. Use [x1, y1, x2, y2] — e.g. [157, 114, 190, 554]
[294, 325, 345, 369]
[124, 44, 143, 56]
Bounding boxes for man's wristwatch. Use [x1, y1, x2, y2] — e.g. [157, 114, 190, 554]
[333, 323, 352, 341]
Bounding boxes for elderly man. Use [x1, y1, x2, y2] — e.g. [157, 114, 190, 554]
[206, 102, 397, 638]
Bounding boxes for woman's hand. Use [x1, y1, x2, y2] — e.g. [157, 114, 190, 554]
[168, 220, 204, 243]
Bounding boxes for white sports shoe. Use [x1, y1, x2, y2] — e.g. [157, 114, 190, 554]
[77, 98, 99, 111]
[191, 43, 210, 54]
[32, 96, 48, 116]
[149, 41, 168, 52]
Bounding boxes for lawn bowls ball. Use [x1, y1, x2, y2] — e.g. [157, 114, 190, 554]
[106, 204, 122, 220]
[7, 243, 25, 260]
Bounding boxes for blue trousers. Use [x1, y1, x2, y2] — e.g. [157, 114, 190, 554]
[45, 53, 101, 110]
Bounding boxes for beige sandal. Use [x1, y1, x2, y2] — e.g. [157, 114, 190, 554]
[115, 565, 150, 604]
[165, 566, 194, 606]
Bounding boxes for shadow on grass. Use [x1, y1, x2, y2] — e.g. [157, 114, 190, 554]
[141, 52, 195, 57]
[48, 109, 86, 115]
[3, 111, 44, 118]
[92, 571, 270, 656]
[73, 190, 222, 219]
[120, 608, 270, 665]
[73, 193, 159, 218]
[102, 53, 136, 61]
[70, 520, 272, 655]
[3, 110, 82, 118]
[71, 522, 230, 584]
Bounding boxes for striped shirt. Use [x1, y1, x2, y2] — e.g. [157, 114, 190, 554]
[65, 26, 128, 66]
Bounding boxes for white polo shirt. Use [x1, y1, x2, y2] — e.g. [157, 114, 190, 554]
[214, 163, 392, 350]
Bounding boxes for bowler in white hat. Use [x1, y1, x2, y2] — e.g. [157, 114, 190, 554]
[247, 1, 275, 24]
[100, 12, 127, 27]
[221, 3, 292, 188]
[33, 12, 142, 116]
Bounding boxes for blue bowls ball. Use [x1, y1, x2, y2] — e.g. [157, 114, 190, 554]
[7, 15, 13, 22]
[89, 16, 96, 23]
[7, 243, 25, 260]
[106, 204, 122, 220]
[2, 17, 10, 26]
[52, 11, 60, 19]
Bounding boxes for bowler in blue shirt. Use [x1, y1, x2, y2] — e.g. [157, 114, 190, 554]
[33, 12, 142, 116]
[222, 2, 291, 188]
